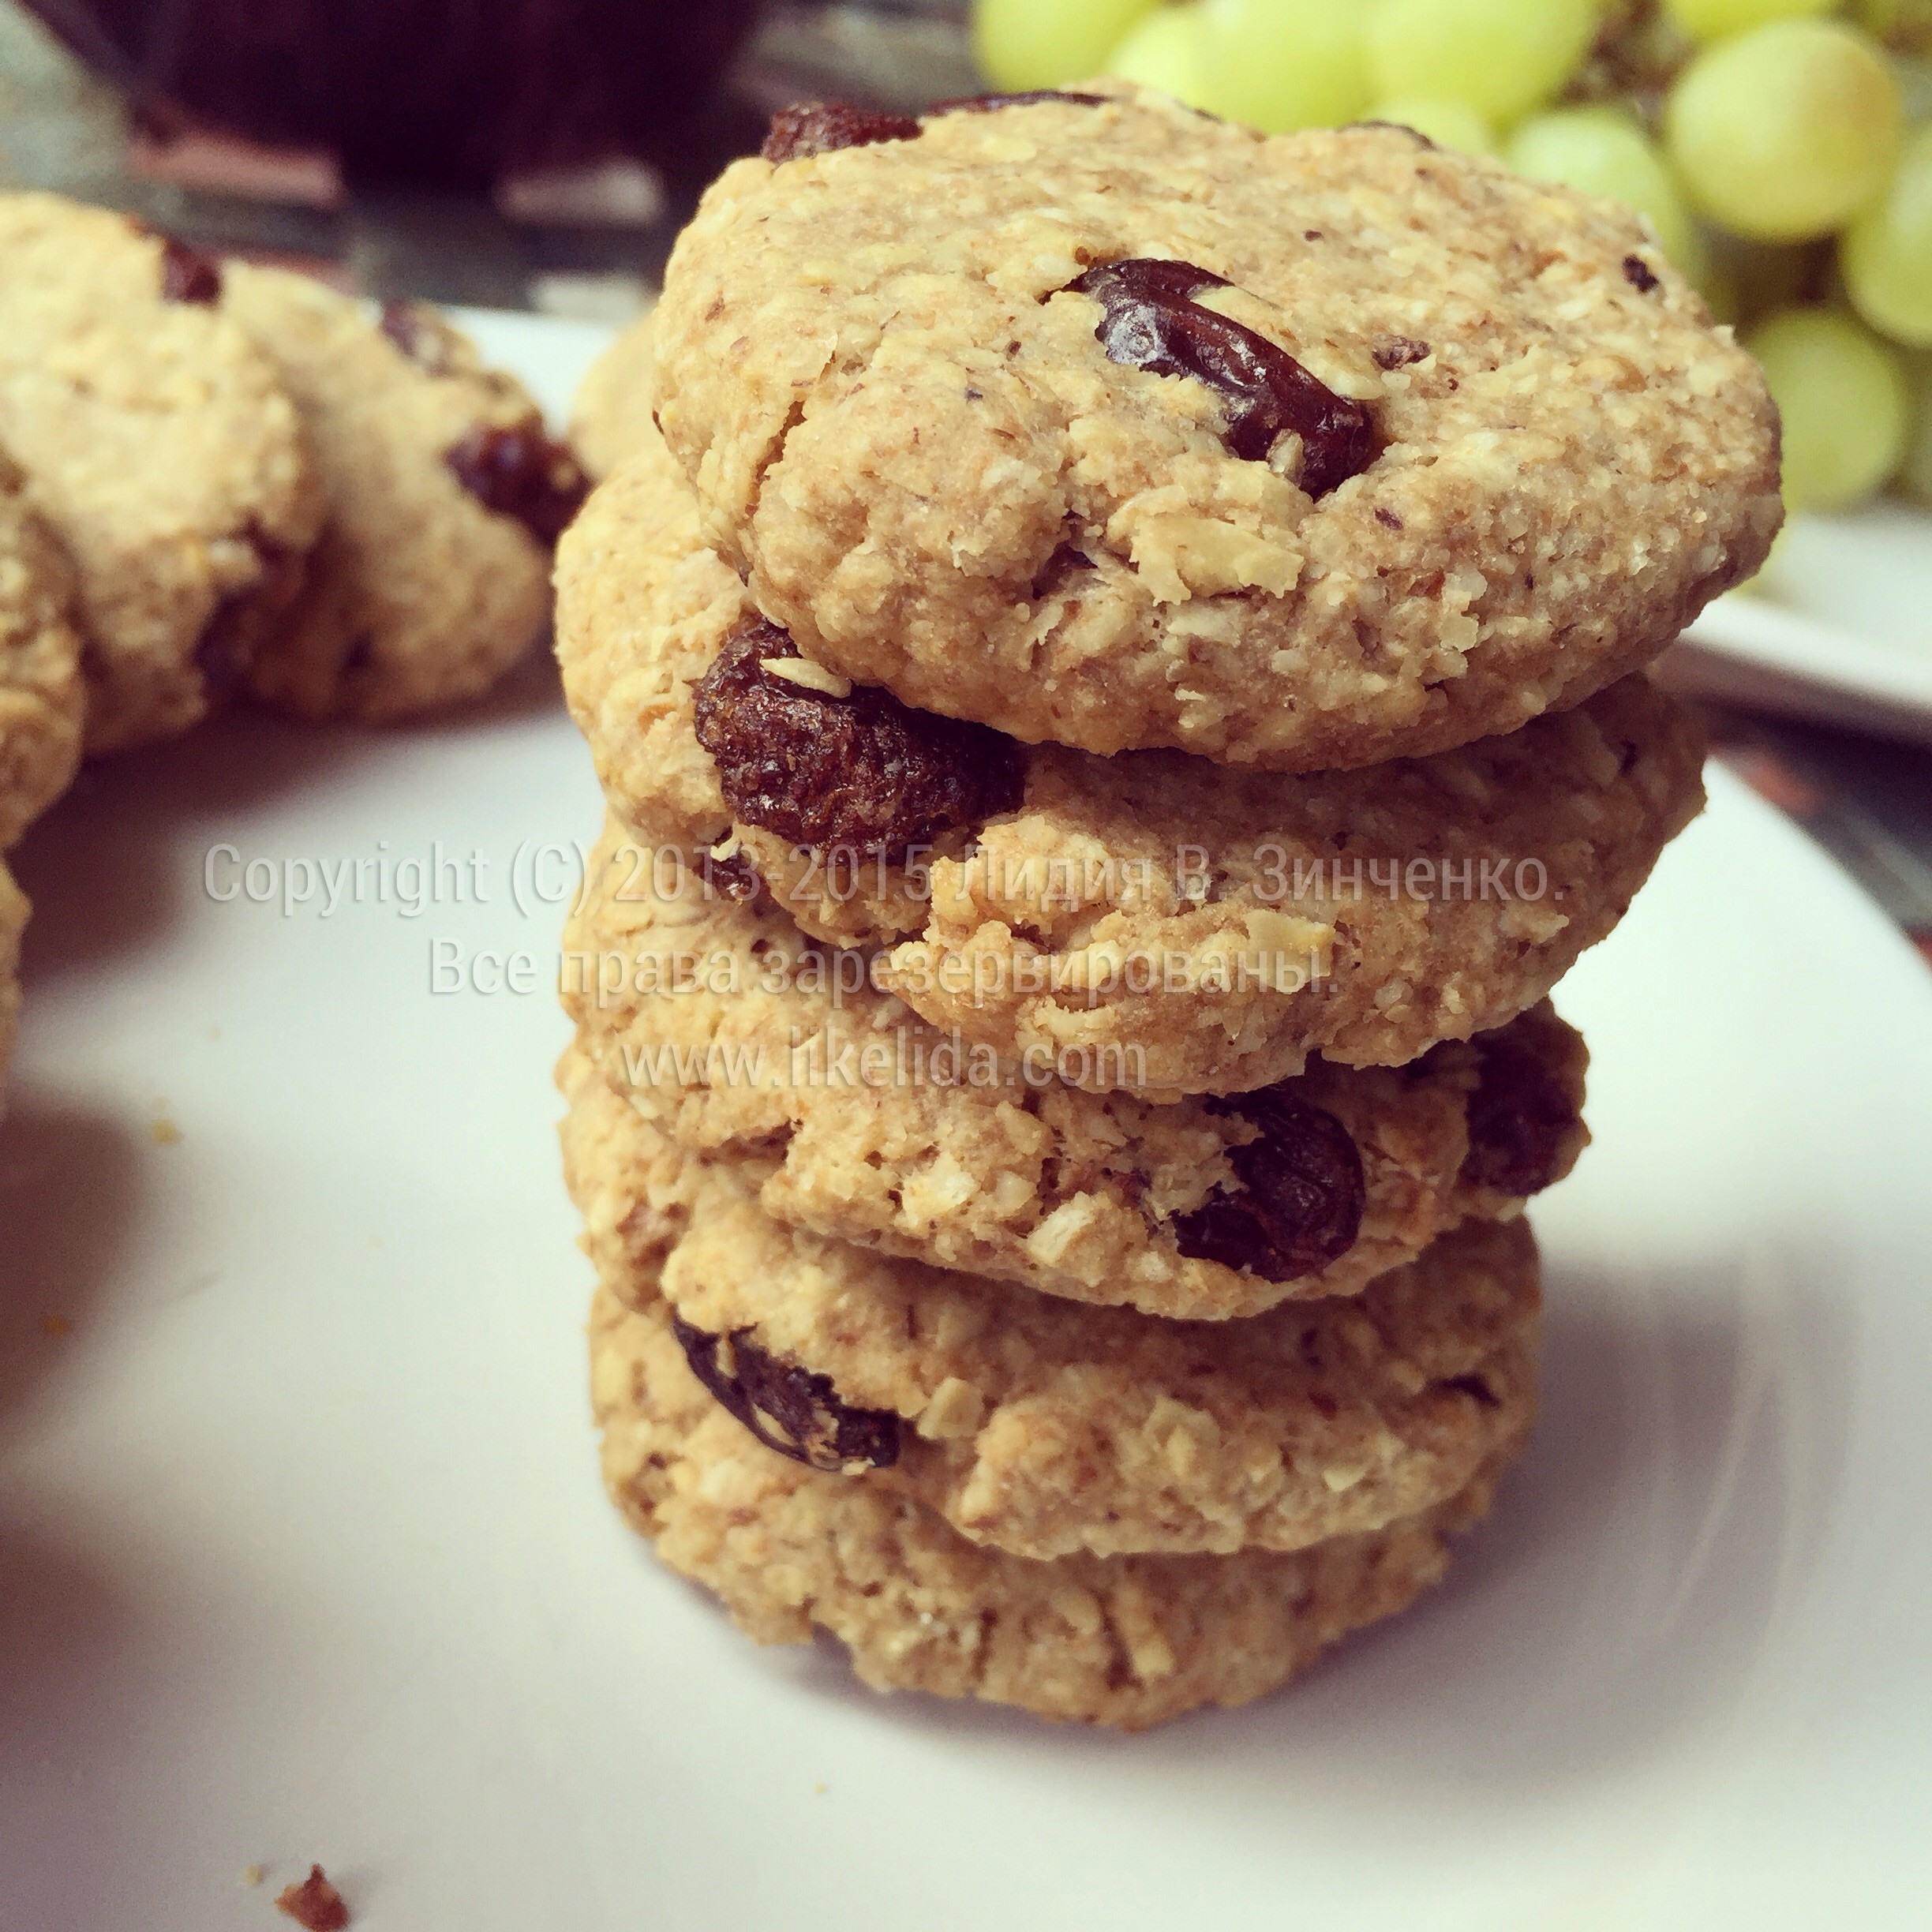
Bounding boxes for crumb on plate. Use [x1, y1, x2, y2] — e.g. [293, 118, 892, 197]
[275, 1865, 348, 1930]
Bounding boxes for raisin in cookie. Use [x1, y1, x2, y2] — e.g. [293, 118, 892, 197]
[0, 195, 322, 753]
[591, 1282, 1512, 1728]
[559, 454, 1698, 1091]
[215, 271, 586, 721]
[564, 1049, 1537, 1561]
[567, 303, 660, 481]
[0, 450, 84, 846]
[1, 858, 27, 1114]
[653, 90, 1780, 771]
[562, 818, 1588, 1320]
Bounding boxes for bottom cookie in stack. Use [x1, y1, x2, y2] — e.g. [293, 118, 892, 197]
[567, 1051, 1541, 1728]
[590, 1290, 1515, 1731]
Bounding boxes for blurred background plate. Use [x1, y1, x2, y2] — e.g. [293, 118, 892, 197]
[1677, 503, 1932, 746]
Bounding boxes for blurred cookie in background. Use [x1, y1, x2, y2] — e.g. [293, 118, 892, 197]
[217, 264, 586, 721]
[0, 193, 323, 754]
[0, 447, 84, 848]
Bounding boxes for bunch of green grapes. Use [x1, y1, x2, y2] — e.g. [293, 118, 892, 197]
[971, 0, 1932, 514]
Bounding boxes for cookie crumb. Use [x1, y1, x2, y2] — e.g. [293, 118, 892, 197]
[150, 1117, 182, 1147]
[40, 1313, 70, 1339]
[275, 1865, 348, 1930]
[242, 1865, 265, 1887]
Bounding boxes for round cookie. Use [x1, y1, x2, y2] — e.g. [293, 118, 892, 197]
[0, 449, 84, 847]
[653, 89, 1780, 771]
[567, 304, 659, 481]
[590, 1283, 1511, 1728]
[218, 271, 588, 722]
[558, 454, 1697, 1092]
[563, 1049, 1538, 1561]
[1, 858, 28, 1116]
[562, 817, 1589, 1321]
[0, 193, 323, 754]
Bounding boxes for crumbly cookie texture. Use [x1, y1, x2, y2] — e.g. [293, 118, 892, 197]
[0, 857, 27, 1114]
[590, 1282, 1510, 1728]
[881, 674, 1702, 1090]
[559, 432, 1704, 1080]
[563, 1049, 1537, 1561]
[556, 431, 937, 949]
[653, 91, 1780, 770]
[220, 271, 580, 722]
[562, 817, 1587, 1320]
[0, 194, 323, 754]
[0, 450, 84, 847]
[568, 304, 660, 481]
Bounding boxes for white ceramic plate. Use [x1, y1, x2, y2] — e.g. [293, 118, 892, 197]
[1676, 500, 1932, 745]
[5, 318, 1932, 1932]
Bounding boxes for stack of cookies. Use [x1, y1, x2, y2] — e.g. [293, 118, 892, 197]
[555, 87, 1780, 1728]
[0, 190, 589, 1112]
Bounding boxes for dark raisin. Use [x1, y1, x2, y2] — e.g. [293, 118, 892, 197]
[762, 102, 920, 163]
[443, 418, 588, 545]
[672, 1315, 901, 1472]
[1622, 253, 1661, 294]
[1443, 1372, 1500, 1409]
[691, 616, 1025, 861]
[193, 592, 253, 699]
[932, 90, 1107, 113]
[193, 538, 298, 698]
[1372, 335, 1431, 370]
[380, 298, 458, 375]
[1171, 1090, 1365, 1281]
[702, 848, 765, 904]
[159, 236, 222, 305]
[1062, 258, 1378, 494]
[1460, 1029, 1579, 1195]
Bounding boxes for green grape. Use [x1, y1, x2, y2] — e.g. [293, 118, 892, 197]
[1843, 123, 1932, 346]
[1663, 0, 1841, 43]
[1507, 107, 1703, 272]
[972, 0, 1160, 92]
[1900, 353, 1932, 504]
[1664, 21, 1905, 242]
[1368, 96, 1499, 155]
[1106, 6, 1211, 107]
[1366, 0, 1598, 125]
[1196, 0, 1372, 133]
[1747, 306, 1911, 510]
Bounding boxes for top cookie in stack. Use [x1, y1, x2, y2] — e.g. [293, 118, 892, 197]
[650, 85, 1780, 775]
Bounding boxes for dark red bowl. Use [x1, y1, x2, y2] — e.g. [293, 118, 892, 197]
[25, 0, 761, 185]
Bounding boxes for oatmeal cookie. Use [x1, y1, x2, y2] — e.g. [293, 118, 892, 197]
[0, 450, 84, 846]
[653, 90, 1780, 769]
[218, 271, 586, 721]
[568, 303, 660, 481]
[0, 195, 322, 753]
[558, 455, 1697, 1089]
[564, 1050, 1537, 1560]
[562, 818, 1588, 1320]
[590, 1282, 1512, 1728]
